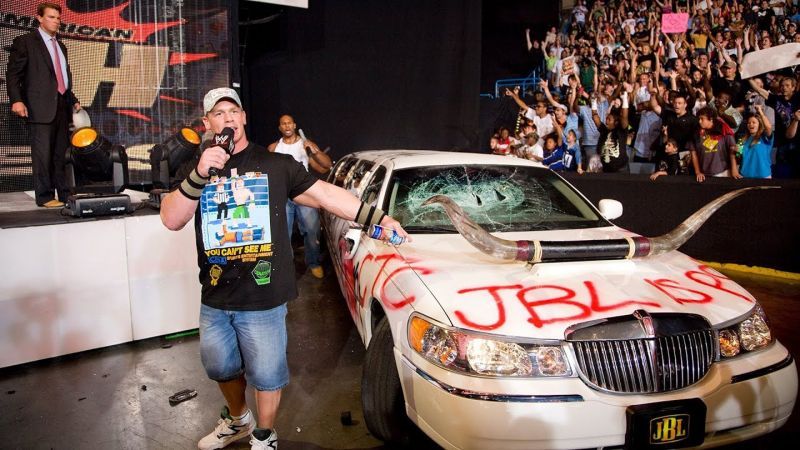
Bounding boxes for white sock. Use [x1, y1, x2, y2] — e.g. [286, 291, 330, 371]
[231, 409, 249, 421]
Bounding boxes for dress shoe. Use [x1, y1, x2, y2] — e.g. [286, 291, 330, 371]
[42, 200, 65, 208]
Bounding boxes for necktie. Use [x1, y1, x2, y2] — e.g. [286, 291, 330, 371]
[51, 38, 66, 95]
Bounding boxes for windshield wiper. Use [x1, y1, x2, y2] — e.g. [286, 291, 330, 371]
[402, 225, 456, 233]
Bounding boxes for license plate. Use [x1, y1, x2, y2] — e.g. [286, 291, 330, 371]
[625, 399, 706, 449]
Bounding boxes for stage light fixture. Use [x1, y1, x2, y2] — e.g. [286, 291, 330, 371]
[150, 127, 201, 189]
[65, 127, 129, 194]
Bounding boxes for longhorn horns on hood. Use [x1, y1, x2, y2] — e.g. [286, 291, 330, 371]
[421, 186, 777, 264]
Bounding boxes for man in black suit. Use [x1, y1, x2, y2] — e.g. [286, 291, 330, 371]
[6, 2, 81, 208]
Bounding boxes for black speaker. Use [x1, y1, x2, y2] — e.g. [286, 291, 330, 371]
[66, 193, 133, 218]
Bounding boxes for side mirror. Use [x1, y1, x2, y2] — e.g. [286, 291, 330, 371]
[598, 199, 623, 220]
[344, 225, 363, 254]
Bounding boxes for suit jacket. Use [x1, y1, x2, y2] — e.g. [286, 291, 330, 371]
[6, 30, 79, 124]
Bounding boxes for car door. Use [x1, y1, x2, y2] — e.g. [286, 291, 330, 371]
[324, 159, 377, 329]
[347, 164, 389, 334]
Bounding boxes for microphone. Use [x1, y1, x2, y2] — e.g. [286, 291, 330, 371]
[208, 127, 235, 177]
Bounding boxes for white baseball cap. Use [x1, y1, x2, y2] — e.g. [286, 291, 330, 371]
[203, 87, 242, 114]
[72, 109, 91, 129]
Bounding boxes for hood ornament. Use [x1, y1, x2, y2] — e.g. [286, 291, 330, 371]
[422, 186, 776, 265]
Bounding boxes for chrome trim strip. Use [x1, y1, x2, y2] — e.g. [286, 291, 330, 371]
[731, 355, 794, 384]
[415, 368, 584, 403]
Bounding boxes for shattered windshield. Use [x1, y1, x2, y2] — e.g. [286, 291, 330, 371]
[386, 165, 610, 233]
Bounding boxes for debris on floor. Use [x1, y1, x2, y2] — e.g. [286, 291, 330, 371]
[168, 389, 197, 406]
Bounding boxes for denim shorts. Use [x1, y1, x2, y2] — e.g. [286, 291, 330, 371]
[199, 303, 289, 391]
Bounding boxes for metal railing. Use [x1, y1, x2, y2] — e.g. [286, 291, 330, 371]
[493, 69, 542, 98]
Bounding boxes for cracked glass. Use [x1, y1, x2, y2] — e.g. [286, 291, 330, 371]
[386, 165, 609, 233]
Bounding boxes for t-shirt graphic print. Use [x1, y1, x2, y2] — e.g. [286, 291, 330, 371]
[200, 168, 273, 273]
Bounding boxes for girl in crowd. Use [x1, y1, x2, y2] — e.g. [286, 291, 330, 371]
[592, 88, 630, 173]
[740, 105, 774, 179]
[491, 127, 515, 156]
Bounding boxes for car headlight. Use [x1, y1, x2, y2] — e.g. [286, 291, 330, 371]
[717, 304, 772, 359]
[408, 314, 572, 377]
[467, 339, 532, 376]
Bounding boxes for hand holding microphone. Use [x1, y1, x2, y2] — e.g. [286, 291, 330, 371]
[205, 127, 235, 178]
[298, 129, 313, 156]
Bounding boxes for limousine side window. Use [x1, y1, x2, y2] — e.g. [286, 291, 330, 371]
[331, 157, 357, 187]
[344, 160, 374, 196]
[361, 166, 386, 207]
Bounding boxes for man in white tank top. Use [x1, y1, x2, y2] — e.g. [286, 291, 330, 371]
[268, 115, 332, 278]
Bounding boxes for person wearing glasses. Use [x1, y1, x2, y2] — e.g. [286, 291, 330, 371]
[507, 87, 554, 147]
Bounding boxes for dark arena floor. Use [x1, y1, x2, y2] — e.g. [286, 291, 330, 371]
[1, 256, 798, 450]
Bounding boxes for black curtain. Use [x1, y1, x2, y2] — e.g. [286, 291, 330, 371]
[241, 0, 482, 159]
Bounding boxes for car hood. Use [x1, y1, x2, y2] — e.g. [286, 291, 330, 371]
[394, 228, 756, 340]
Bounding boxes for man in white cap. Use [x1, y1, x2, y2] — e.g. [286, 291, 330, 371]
[160, 87, 408, 450]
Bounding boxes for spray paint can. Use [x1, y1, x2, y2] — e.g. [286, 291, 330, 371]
[367, 224, 406, 245]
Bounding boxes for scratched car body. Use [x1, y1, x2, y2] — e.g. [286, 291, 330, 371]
[321, 150, 797, 450]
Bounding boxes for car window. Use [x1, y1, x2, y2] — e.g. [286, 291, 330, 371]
[386, 165, 610, 233]
[344, 160, 373, 196]
[331, 157, 357, 187]
[361, 166, 386, 206]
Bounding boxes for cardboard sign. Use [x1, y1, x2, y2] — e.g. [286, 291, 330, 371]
[740, 43, 800, 79]
[661, 13, 689, 33]
[562, 56, 576, 75]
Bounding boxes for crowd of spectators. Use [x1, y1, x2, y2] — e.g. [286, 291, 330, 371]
[489, 0, 800, 180]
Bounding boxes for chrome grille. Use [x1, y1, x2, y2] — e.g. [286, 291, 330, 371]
[571, 330, 715, 394]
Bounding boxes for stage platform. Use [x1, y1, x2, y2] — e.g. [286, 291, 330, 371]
[0, 190, 200, 368]
[0, 189, 153, 228]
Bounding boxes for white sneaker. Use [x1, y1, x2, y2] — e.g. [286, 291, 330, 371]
[198, 406, 256, 450]
[249, 429, 278, 450]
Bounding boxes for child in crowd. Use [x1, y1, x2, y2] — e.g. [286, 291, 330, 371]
[651, 125, 681, 180]
[692, 106, 740, 181]
[739, 105, 774, 179]
[491, 127, 515, 156]
[518, 132, 544, 162]
[543, 121, 581, 172]
[650, 137, 681, 180]
[541, 131, 561, 162]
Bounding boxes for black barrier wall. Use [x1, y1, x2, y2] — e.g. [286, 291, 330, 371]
[562, 173, 800, 274]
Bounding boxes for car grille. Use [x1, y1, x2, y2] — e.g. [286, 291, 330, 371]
[571, 330, 716, 393]
[567, 311, 716, 394]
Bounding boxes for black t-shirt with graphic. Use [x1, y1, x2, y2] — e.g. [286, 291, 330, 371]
[655, 152, 680, 175]
[177, 142, 317, 311]
[597, 123, 629, 172]
[661, 109, 699, 152]
[767, 92, 800, 146]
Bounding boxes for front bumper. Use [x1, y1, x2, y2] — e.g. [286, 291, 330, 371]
[397, 342, 798, 450]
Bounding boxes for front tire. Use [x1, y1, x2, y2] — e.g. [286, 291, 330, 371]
[361, 317, 412, 444]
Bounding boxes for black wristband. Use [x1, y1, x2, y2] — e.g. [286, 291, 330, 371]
[355, 202, 386, 227]
[178, 168, 208, 201]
